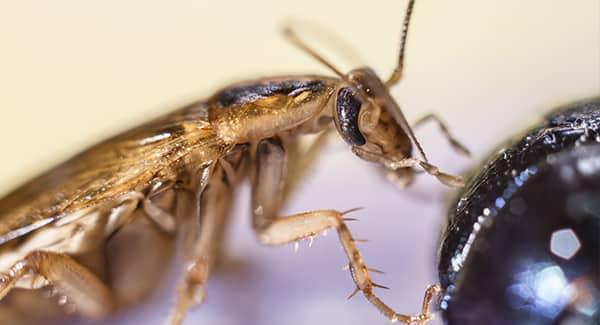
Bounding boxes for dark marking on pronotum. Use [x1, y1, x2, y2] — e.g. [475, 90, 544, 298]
[215, 80, 324, 107]
[336, 87, 366, 146]
[156, 124, 185, 137]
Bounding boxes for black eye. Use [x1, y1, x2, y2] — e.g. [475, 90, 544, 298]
[336, 87, 366, 146]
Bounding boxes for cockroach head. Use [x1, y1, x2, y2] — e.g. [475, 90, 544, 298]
[284, 0, 425, 171]
[332, 67, 416, 168]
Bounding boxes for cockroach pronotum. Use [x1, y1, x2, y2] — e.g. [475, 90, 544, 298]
[0, 1, 469, 324]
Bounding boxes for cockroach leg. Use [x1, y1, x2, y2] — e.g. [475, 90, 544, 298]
[395, 157, 464, 188]
[168, 163, 234, 325]
[143, 182, 178, 235]
[251, 138, 287, 229]
[106, 209, 176, 308]
[143, 199, 177, 234]
[384, 167, 416, 189]
[0, 251, 114, 319]
[282, 129, 333, 201]
[353, 147, 464, 188]
[385, 113, 471, 189]
[256, 209, 440, 324]
[418, 284, 441, 325]
[413, 114, 471, 156]
[251, 138, 437, 324]
[250, 131, 333, 226]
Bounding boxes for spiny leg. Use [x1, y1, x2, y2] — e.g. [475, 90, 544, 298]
[353, 147, 465, 188]
[0, 251, 114, 319]
[258, 209, 440, 324]
[168, 162, 237, 325]
[251, 138, 440, 324]
[413, 113, 470, 156]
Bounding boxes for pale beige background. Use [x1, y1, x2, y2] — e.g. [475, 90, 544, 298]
[0, 1, 598, 325]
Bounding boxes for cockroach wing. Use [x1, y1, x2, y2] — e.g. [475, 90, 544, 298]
[0, 101, 229, 244]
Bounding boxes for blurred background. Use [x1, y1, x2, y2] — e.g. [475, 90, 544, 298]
[0, 0, 598, 324]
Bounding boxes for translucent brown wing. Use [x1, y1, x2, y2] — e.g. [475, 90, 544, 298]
[0, 101, 229, 244]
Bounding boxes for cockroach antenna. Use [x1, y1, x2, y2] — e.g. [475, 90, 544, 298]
[386, 0, 416, 87]
[282, 26, 349, 81]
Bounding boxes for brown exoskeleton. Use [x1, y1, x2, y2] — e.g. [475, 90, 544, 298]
[0, 1, 469, 324]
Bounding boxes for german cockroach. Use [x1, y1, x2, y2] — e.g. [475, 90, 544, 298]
[0, 1, 469, 324]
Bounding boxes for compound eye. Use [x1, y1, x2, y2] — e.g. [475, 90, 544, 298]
[335, 87, 366, 146]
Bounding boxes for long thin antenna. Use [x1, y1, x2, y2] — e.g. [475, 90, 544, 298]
[282, 27, 348, 80]
[385, 0, 416, 87]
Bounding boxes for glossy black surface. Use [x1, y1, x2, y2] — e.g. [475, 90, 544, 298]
[335, 87, 366, 146]
[438, 98, 600, 324]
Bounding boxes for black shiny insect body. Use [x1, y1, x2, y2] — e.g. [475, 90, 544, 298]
[438, 97, 600, 324]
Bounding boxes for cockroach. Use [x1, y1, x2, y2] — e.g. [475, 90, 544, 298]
[0, 1, 469, 324]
